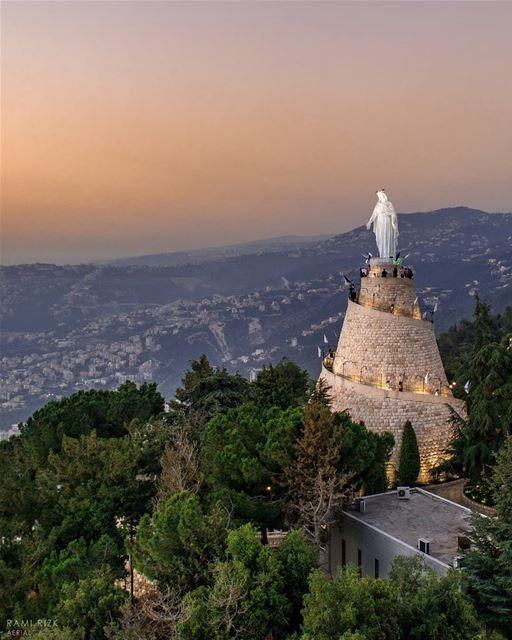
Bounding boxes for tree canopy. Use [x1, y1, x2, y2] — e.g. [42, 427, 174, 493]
[437, 300, 512, 488]
[253, 359, 311, 410]
[0, 354, 494, 640]
[301, 558, 482, 640]
[465, 435, 512, 633]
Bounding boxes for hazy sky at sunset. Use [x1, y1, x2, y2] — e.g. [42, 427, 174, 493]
[2, 1, 511, 264]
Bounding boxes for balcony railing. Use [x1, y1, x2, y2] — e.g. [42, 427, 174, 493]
[322, 356, 452, 398]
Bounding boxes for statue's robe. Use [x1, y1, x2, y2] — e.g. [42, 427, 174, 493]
[370, 200, 398, 258]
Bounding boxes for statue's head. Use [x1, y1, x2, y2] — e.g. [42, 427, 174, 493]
[376, 189, 388, 202]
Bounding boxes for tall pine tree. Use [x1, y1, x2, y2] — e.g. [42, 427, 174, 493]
[463, 340, 512, 481]
[465, 435, 512, 633]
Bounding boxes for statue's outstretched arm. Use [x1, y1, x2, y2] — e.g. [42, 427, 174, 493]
[366, 209, 376, 230]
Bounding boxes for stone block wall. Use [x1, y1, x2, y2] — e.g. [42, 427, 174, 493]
[359, 270, 418, 317]
[321, 368, 464, 483]
[332, 300, 449, 392]
[322, 261, 464, 483]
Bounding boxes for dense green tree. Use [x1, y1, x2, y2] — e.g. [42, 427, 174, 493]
[301, 565, 400, 640]
[20, 381, 164, 463]
[0, 382, 165, 540]
[36, 423, 165, 547]
[437, 301, 510, 399]
[0, 415, 167, 631]
[473, 295, 496, 353]
[437, 318, 476, 396]
[173, 355, 252, 429]
[174, 354, 215, 405]
[284, 403, 349, 548]
[254, 359, 310, 410]
[463, 342, 512, 480]
[465, 435, 512, 633]
[336, 416, 394, 492]
[364, 459, 389, 495]
[437, 300, 512, 485]
[0, 436, 40, 620]
[201, 403, 303, 527]
[310, 377, 333, 407]
[54, 567, 125, 640]
[388, 557, 483, 640]
[430, 408, 467, 479]
[35, 535, 124, 628]
[275, 529, 317, 634]
[301, 558, 482, 640]
[178, 524, 316, 640]
[398, 421, 420, 485]
[132, 491, 228, 592]
[3, 352, 503, 639]
[284, 403, 393, 547]
[362, 429, 394, 495]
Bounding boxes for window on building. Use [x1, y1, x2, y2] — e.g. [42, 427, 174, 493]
[374, 558, 379, 578]
[342, 539, 346, 566]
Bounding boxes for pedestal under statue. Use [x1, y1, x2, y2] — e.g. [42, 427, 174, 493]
[367, 189, 399, 258]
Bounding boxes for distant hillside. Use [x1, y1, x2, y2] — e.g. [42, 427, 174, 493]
[103, 234, 332, 267]
[1, 207, 511, 429]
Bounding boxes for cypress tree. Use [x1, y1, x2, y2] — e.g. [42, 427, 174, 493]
[398, 421, 420, 485]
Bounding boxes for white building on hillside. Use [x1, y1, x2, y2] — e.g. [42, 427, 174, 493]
[328, 488, 473, 577]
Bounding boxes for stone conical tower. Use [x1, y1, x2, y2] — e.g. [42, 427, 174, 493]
[319, 258, 465, 482]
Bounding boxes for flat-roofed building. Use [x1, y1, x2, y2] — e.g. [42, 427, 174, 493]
[328, 488, 473, 577]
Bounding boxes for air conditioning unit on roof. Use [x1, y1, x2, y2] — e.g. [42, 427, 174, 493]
[397, 486, 410, 499]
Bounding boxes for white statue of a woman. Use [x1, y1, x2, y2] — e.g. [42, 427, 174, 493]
[366, 189, 399, 258]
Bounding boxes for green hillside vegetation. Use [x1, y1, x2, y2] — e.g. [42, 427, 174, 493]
[1, 348, 509, 639]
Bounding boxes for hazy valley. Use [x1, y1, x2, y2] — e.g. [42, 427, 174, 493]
[1, 206, 511, 431]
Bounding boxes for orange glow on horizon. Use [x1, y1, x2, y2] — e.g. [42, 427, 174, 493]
[1, 1, 511, 263]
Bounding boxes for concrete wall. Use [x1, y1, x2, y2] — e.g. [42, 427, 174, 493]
[329, 513, 449, 578]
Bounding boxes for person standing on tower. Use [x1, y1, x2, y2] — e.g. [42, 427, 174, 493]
[366, 189, 399, 258]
